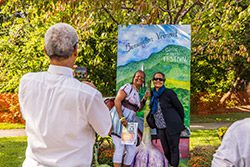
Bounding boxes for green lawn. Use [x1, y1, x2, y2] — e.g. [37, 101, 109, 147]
[1, 112, 247, 166]
[191, 112, 250, 123]
[190, 129, 221, 150]
[0, 123, 25, 130]
[0, 129, 220, 166]
[0, 137, 27, 167]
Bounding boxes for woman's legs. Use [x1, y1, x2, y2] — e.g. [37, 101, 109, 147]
[112, 135, 125, 167]
[123, 144, 136, 166]
[158, 129, 180, 167]
[158, 129, 171, 163]
[167, 132, 180, 167]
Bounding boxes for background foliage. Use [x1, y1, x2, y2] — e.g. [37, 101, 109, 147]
[0, 0, 249, 107]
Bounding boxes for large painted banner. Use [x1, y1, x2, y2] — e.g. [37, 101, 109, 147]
[117, 25, 191, 166]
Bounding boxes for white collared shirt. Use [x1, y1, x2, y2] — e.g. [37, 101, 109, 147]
[18, 65, 112, 167]
[212, 118, 250, 167]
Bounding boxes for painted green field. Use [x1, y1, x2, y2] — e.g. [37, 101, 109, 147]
[117, 45, 191, 127]
[116, 45, 190, 90]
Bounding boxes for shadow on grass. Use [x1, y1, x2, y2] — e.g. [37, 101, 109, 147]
[191, 112, 250, 123]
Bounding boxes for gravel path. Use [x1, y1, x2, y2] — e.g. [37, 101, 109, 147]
[0, 129, 26, 137]
[0, 122, 233, 138]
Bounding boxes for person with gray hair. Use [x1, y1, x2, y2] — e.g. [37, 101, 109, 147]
[44, 23, 79, 59]
[18, 23, 112, 167]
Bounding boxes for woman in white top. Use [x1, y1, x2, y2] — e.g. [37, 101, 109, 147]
[111, 70, 149, 167]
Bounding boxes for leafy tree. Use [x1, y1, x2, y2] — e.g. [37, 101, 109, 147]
[0, 0, 249, 106]
[0, 0, 117, 95]
[191, 0, 250, 104]
[89, 0, 250, 106]
[0, 0, 202, 96]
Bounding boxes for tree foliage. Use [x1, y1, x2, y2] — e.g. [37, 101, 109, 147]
[191, 0, 250, 94]
[0, 0, 117, 95]
[0, 0, 249, 101]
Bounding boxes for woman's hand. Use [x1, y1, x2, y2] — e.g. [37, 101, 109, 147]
[144, 90, 151, 99]
[142, 90, 151, 101]
[120, 117, 128, 127]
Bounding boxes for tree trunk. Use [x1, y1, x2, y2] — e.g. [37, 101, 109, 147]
[220, 77, 241, 104]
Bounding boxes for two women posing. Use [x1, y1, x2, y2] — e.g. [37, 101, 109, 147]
[111, 71, 185, 167]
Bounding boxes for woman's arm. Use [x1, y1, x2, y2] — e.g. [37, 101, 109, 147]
[115, 90, 128, 127]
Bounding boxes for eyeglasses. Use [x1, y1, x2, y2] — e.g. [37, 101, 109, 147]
[153, 77, 165, 81]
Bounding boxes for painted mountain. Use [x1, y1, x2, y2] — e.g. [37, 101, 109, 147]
[116, 44, 190, 127]
[117, 25, 191, 166]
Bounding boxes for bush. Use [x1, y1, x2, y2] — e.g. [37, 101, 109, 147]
[92, 136, 114, 167]
[217, 127, 228, 141]
[189, 145, 218, 167]
[0, 93, 24, 124]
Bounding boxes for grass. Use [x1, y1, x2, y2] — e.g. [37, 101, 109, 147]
[191, 112, 250, 123]
[0, 137, 27, 167]
[0, 123, 25, 130]
[190, 129, 221, 150]
[1, 111, 246, 166]
[0, 129, 220, 167]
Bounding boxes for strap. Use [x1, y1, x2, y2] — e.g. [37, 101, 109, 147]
[122, 100, 139, 112]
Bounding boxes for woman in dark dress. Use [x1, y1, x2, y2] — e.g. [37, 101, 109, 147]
[149, 72, 185, 167]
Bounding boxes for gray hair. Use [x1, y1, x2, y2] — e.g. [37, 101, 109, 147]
[44, 23, 78, 59]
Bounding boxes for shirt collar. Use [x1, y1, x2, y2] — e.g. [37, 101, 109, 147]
[48, 65, 73, 78]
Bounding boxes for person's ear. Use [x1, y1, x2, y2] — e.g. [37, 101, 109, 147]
[44, 47, 48, 56]
[72, 47, 78, 58]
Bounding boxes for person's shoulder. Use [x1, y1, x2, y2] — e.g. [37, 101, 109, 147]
[230, 118, 250, 129]
[227, 118, 250, 134]
[119, 83, 132, 91]
[122, 83, 132, 89]
[21, 72, 44, 81]
[165, 88, 176, 95]
[77, 81, 101, 97]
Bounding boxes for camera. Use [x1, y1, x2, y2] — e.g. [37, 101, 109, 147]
[74, 67, 87, 81]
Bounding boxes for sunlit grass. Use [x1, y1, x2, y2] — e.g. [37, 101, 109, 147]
[0, 123, 25, 130]
[190, 129, 221, 150]
[0, 129, 221, 166]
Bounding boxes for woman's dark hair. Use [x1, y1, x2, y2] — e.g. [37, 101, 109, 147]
[131, 70, 146, 87]
[152, 71, 165, 80]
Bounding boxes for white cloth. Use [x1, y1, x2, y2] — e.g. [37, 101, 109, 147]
[212, 118, 250, 167]
[112, 135, 136, 165]
[18, 65, 112, 167]
[111, 83, 140, 165]
[121, 83, 141, 109]
[111, 83, 141, 136]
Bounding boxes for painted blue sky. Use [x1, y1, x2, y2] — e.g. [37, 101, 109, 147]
[118, 25, 191, 66]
